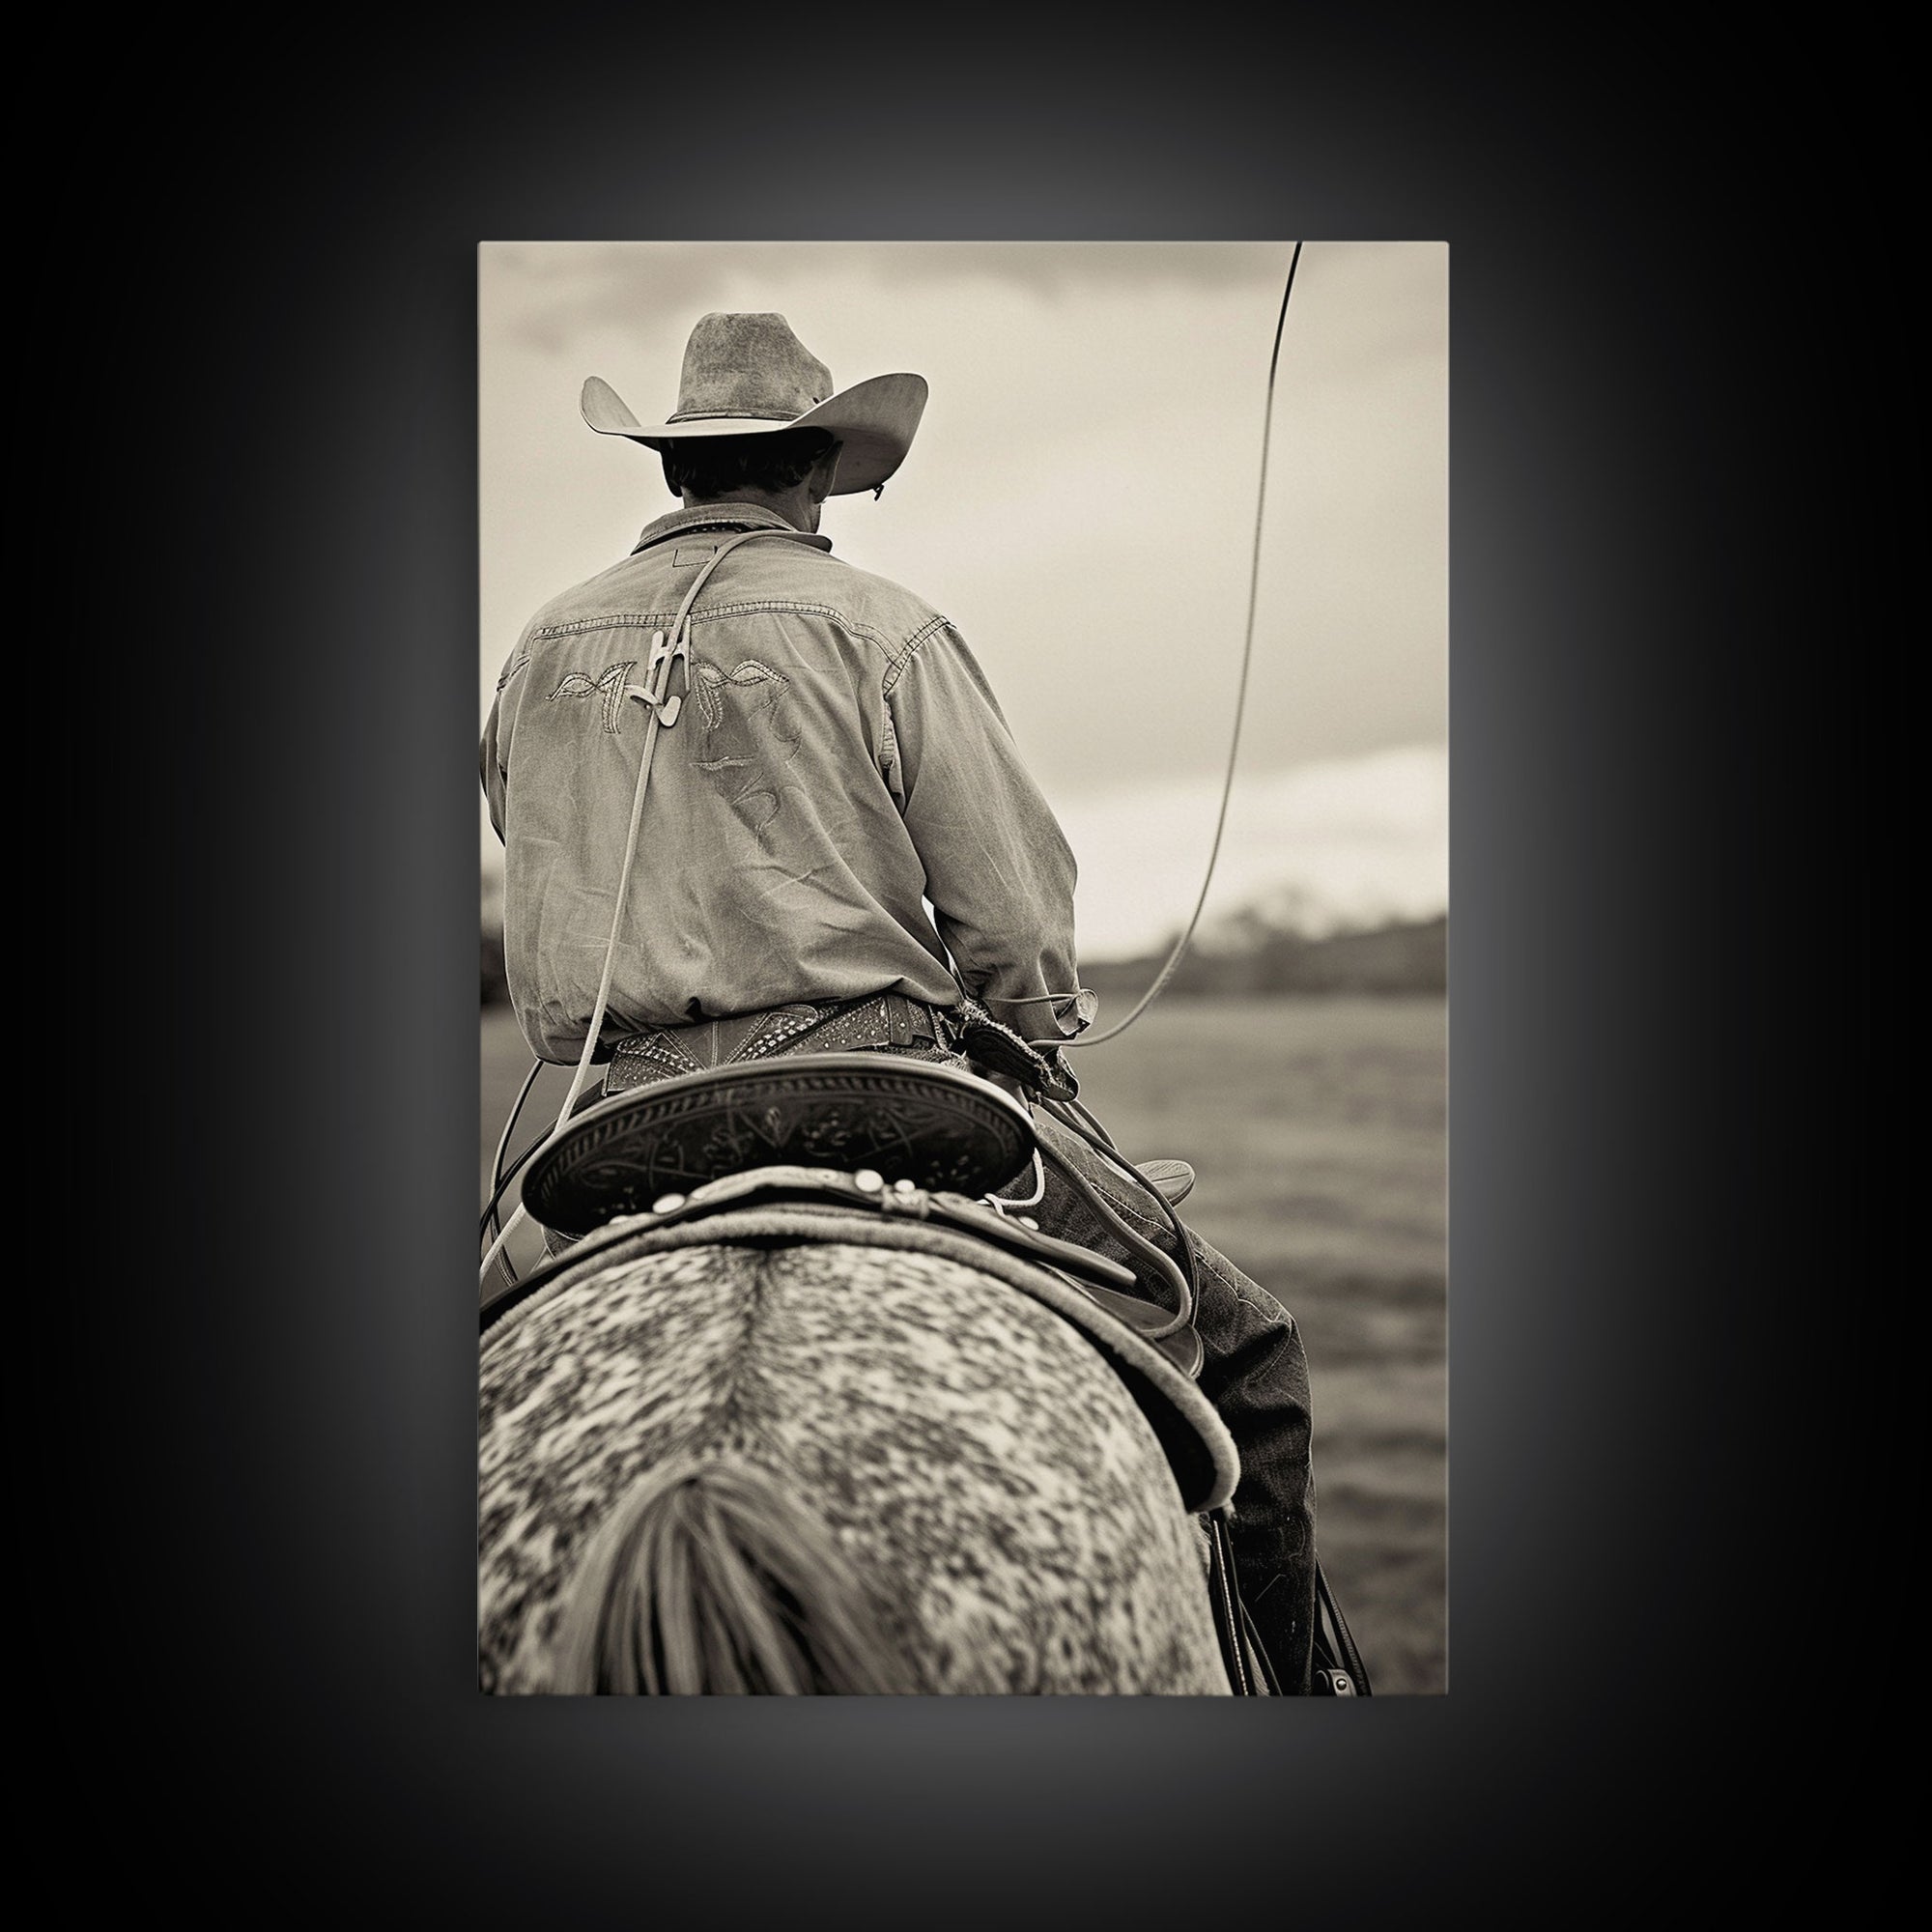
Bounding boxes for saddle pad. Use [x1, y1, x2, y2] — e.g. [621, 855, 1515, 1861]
[487, 1205, 1239, 1516]
[523, 1052, 1037, 1237]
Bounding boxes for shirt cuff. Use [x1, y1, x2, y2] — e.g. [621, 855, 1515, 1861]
[982, 987, 1097, 1041]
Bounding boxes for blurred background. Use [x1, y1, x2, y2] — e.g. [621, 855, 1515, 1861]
[479, 242, 1447, 1691]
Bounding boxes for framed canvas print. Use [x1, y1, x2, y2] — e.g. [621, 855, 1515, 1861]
[475, 242, 1446, 1695]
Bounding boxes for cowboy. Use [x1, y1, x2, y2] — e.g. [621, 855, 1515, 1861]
[480, 312, 1322, 1691]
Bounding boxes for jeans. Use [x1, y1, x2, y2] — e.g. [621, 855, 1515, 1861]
[1021, 1108, 1317, 1694]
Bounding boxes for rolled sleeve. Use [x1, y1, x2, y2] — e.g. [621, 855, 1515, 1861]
[888, 624, 1094, 1042]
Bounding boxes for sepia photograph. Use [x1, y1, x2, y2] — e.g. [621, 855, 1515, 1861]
[475, 241, 1447, 1694]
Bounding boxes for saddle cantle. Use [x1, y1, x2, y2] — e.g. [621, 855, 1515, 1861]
[490, 1159, 1203, 1378]
[521, 1052, 1037, 1238]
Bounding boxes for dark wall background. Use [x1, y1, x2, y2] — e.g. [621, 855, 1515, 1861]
[60, 24, 1876, 1919]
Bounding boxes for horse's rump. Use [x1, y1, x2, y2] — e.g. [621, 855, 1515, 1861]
[479, 1222, 1235, 1693]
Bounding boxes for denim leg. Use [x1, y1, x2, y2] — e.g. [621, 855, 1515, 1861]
[1024, 1109, 1319, 1694]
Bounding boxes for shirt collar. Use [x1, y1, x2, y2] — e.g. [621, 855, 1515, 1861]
[631, 500, 834, 554]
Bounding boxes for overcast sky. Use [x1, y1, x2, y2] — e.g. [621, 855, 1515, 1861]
[479, 242, 1446, 957]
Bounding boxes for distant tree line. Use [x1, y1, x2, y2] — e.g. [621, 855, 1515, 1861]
[1080, 912, 1447, 1000]
[485, 907, 1446, 1007]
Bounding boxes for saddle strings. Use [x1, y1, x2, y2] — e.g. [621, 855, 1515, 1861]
[1065, 241, 1304, 1050]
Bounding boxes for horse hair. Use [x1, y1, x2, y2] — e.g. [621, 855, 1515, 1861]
[549, 1452, 916, 1695]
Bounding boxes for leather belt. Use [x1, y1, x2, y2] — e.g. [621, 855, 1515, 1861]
[605, 992, 950, 1096]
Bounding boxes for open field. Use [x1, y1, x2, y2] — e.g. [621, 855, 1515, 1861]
[480, 993, 1446, 1693]
[1068, 997, 1446, 1694]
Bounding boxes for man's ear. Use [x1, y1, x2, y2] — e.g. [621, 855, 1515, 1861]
[808, 441, 844, 501]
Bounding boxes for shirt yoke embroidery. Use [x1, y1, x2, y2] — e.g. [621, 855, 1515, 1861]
[547, 660, 639, 735]
[526, 599, 957, 689]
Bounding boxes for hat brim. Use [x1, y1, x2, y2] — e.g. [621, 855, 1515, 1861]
[582, 371, 928, 497]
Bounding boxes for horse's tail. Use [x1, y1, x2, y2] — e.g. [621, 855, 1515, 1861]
[549, 1453, 916, 1694]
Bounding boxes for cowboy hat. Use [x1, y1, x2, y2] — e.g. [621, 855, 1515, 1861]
[581, 312, 927, 497]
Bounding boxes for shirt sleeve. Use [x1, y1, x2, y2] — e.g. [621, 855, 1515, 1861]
[886, 622, 1096, 1042]
[479, 644, 528, 842]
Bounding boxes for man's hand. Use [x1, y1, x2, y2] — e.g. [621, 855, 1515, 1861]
[952, 1002, 1078, 1101]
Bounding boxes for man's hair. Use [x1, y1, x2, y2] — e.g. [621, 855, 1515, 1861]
[661, 427, 837, 499]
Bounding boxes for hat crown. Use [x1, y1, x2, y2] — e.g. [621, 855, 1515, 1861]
[672, 312, 834, 424]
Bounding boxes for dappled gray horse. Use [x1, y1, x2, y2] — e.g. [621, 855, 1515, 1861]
[479, 1209, 1241, 1694]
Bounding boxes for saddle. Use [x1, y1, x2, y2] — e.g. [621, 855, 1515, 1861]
[524, 1052, 1035, 1234]
[510, 1052, 1205, 1379]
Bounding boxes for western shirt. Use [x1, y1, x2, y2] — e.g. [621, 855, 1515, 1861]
[481, 502, 1095, 1063]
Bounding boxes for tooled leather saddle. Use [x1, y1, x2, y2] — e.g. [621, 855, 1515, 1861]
[499, 1050, 1206, 1380]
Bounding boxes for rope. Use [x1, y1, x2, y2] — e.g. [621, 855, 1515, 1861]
[478, 694, 666, 1283]
[485, 1054, 546, 1277]
[478, 1127, 551, 1240]
[480, 526, 816, 1289]
[1034, 1094, 1197, 1340]
[1066, 242, 1304, 1049]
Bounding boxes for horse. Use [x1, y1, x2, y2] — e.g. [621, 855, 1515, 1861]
[478, 1190, 1247, 1695]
